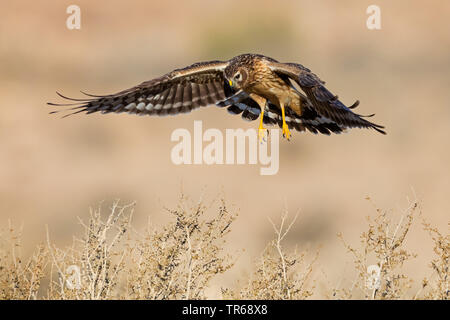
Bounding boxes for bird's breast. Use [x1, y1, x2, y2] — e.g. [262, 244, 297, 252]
[246, 72, 292, 106]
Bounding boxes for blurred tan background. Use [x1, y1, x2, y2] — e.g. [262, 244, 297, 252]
[1, 0, 449, 298]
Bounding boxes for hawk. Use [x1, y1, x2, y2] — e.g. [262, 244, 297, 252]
[49, 53, 385, 140]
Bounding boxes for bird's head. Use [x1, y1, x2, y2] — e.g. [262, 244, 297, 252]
[224, 66, 249, 90]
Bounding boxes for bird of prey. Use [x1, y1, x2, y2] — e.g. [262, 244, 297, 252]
[49, 53, 385, 140]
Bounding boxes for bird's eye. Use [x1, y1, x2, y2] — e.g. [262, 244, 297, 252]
[235, 73, 242, 81]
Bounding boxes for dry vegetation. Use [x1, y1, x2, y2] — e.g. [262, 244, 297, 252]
[222, 212, 318, 300]
[0, 195, 448, 300]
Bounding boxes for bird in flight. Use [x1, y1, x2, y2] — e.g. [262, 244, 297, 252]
[49, 53, 385, 140]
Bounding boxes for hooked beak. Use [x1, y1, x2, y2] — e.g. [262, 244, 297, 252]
[228, 79, 233, 87]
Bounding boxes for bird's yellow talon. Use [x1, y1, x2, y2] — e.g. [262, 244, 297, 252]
[257, 105, 267, 143]
[282, 123, 291, 140]
[280, 104, 291, 140]
[258, 127, 267, 142]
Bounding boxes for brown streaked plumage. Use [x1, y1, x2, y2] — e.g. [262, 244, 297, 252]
[49, 53, 385, 139]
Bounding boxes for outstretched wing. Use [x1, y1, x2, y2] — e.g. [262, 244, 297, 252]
[267, 61, 386, 134]
[49, 60, 251, 118]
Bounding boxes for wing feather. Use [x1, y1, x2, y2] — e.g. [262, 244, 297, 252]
[180, 83, 192, 113]
[267, 61, 386, 134]
[198, 84, 210, 106]
[211, 81, 226, 101]
[190, 82, 202, 109]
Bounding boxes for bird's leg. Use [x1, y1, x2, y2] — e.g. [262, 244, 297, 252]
[258, 107, 267, 142]
[250, 94, 268, 142]
[280, 103, 291, 140]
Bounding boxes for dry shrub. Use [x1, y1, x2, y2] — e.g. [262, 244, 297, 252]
[124, 195, 237, 299]
[223, 212, 319, 300]
[45, 202, 133, 299]
[335, 198, 418, 299]
[418, 217, 449, 299]
[42, 195, 237, 300]
[0, 222, 47, 299]
[334, 197, 448, 300]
